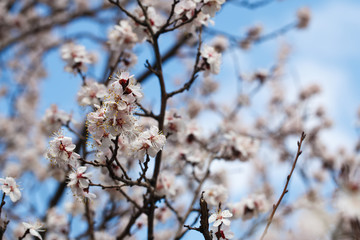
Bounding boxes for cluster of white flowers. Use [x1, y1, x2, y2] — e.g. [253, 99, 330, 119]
[60, 42, 94, 73]
[173, 0, 226, 33]
[107, 0, 226, 46]
[86, 71, 166, 163]
[0, 177, 21, 202]
[46, 132, 95, 200]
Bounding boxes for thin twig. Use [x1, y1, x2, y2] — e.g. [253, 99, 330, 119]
[260, 132, 306, 240]
[183, 192, 212, 240]
[167, 27, 203, 99]
[18, 229, 30, 240]
[108, 0, 146, 27]
[0, 193, 6, 217]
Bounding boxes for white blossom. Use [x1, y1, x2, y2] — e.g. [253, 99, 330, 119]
[0, 177, 21, 202]
[108, 20, 138, 51]
[200, 45, 221, 76]
[68, 166, 92, 189]
[60, 42, 93, 73]
[22, 221, 44, 240]
[209, 209, 233, 227]
[204, 184, 228, 207]
[47, 133, 79, 167]
[132, 126, 166, 159]
[77, 80, 107, 106]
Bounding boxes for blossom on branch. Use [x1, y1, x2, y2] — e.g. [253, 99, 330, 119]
[108, 20, 138, 51]
[211, 224, 234, 240]
[200, 45, 222, 76]
[0, 177, 21, 202]
[40, 105, 71, 135]
[68, 166, 92, 189]
[197, 0, 225, 17]
[60, 42, 93, 73]
[77, 80, 107, 106]
[22, 221, 44, 240]
[209, 209, 233, 227]
[46, 133, 79, 168]
[132, 126, 166, 159]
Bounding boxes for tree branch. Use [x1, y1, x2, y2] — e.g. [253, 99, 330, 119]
[260, 132, 306, 240]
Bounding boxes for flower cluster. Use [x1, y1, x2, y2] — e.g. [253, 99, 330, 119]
[46, 132, 95, 200]
[86, 71, 165, 163]
[1, 0, 343, 239]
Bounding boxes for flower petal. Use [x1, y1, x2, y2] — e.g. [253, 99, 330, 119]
[30, 229, 43, 240]
[208, 213, 217, 223]
[222, 210, 233, 218]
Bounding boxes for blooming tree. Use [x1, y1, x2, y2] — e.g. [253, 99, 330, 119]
[0, 0, 359, 240]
